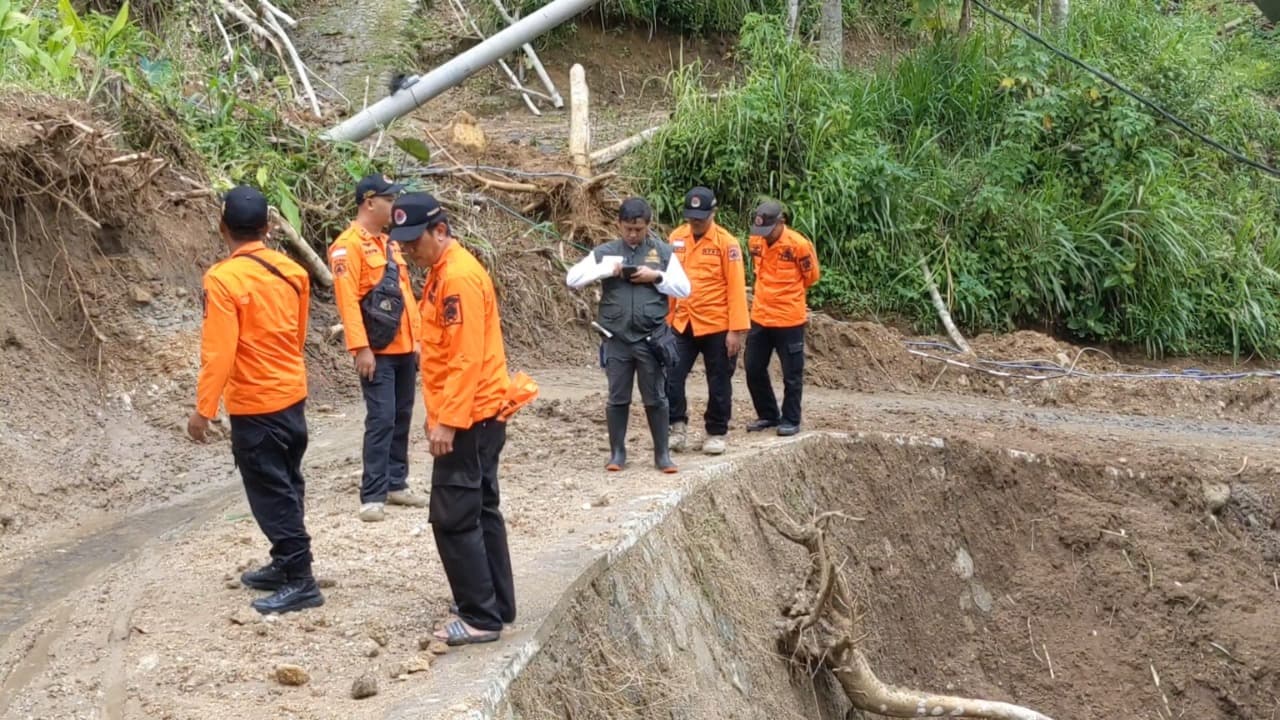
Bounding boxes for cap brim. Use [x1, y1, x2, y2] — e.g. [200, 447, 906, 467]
[683, 208, 713, 221]
[750, 223, 777, 237]
[388, 223, 428, 243]
[380, 183, 405, 196]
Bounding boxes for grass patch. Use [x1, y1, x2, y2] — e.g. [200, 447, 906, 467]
[640, 2, 1280, 357]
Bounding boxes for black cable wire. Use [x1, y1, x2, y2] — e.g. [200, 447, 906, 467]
[970, 0, 1280, 179]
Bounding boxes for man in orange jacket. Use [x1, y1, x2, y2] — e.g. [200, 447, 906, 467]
[188, 186, 323, 615]
[666, 187, 750, 455]
[392, 192, 515, 646]
[745, 201, 821, 436]
[329, 174, 427, 523]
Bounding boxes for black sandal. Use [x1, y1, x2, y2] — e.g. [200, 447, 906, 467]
[439, 619, 500, 647]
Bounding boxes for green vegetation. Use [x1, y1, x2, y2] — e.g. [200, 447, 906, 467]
[0, 0, 375, 245]
[642, 1, 1280, 357]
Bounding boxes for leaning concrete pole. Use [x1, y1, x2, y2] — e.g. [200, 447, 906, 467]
[322, 0, 600, 143]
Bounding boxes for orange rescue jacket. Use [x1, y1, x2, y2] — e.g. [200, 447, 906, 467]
[748, 227, 821, 327]
[667, 221, 749, 336]
[418, 241, 510, 430]
[196, 242, 310, 418]
[328, 222, 421, 355]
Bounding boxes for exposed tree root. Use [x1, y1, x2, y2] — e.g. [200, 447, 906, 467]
[749, 492, 1054, 720]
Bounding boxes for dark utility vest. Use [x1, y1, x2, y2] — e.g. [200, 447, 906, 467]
[594, 236, 673, 344]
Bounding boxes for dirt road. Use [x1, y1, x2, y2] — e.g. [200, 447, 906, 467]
[2, 364, 1278, 719]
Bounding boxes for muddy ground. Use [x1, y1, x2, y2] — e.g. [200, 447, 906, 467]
[2, 4, 1280, 719]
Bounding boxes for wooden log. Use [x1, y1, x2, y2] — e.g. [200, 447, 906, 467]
[589, 125, 662, 166]
[569, 64, 591, 177]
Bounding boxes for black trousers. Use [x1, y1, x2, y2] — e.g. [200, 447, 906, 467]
[745, 322, 806, 426]
[667, 327, 735, 436]
[429, 418, 514, 632]
[230, 399, 312, 580]
[359, 352, 416, 503]
[604, 336, 667, 410]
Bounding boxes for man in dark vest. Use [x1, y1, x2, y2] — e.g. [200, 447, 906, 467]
[566, 197, 691, 473]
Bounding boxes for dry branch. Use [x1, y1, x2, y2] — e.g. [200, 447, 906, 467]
[268, 207, 332, 286]
[259, 2, 321, 117]
[919, 257, 973, 355]
[750, 492, 1054, 720]
[488, 0, 565, 108]
[447, 0, 540, 115]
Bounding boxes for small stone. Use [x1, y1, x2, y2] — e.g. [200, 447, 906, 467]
[418, 638, 449, 655]
[361, 640, 381, 658]
[1203, 482, 1231, 513]
[137, 654, 160, 673]
[225, 580, 241, 590]
[130, 285, 153, 304]
[174, 287, 189, 297]
[326, 324, 345, 343]
[317, 577, 336, 589]
[591, 493, 611, 508]
[392, 655, 433, 677]
[351, 674, 379, 699]
[274, 664, 309, 686]
[951, 548, 975, 580]
[366, 623, 389, 647]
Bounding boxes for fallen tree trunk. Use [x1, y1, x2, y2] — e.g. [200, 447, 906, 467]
[750, 493, 1054, 720]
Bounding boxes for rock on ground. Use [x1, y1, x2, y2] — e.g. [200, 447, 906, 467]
[274, 664, 310, 686]
[351, 673, 379, 699]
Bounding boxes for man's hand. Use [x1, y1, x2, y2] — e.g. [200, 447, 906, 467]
[630, 266, 661, 284]
[726, 330, 744, 358]
[354, 347, 376, 381]
[187, 412, 210, 443]
[609, 260, 624, 278]
[429, 423, 457, 458]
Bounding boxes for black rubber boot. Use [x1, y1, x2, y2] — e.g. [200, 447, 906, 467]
[241, 561, 287, 591]
[646, 406, 678, 474]
[251, 578, 325, 615]
[606, 404, 629, 471]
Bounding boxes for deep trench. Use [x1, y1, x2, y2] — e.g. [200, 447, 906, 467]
[495, 433, 1279, 720]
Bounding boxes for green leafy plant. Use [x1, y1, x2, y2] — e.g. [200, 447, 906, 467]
[641, 2, 1280, 357]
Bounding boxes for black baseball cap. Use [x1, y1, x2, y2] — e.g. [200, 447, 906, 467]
[618, 197, 652, 222]
[750, 200, 785, 237]
[388, 192, 446, 242]
[355, 173, 404, 205]
[221, 185, 268, 233]
[683, 186, 716, 220]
